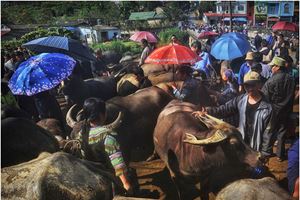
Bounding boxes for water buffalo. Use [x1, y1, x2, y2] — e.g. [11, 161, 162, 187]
[67, 86, 174, 161]
[1, 104, 31, 120]
[1, 152, 120, 200]
[153, 100, 265, 200]
[215, 177, 291, 200]
[155, 80, 215, 106]
[2, 117, 59, 167]
[141, 64, 183, 85]
[61, 74, 117, 105]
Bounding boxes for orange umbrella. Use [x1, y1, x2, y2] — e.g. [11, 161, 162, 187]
[145, 44, 200, 65]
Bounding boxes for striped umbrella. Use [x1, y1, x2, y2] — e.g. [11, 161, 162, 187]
[23, 36, 96, 61]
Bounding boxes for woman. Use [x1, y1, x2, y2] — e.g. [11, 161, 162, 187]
[79, 98, 132, 193]
[217, 69, 238, 105]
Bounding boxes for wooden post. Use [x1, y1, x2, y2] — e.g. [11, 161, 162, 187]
[229, 1, 233, 32]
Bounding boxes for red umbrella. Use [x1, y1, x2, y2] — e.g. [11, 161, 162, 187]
[272, 21, 299, 32]
[130, 31, 158, 43]
[145, 44, 200, 65]
[198, 31, 219, 39]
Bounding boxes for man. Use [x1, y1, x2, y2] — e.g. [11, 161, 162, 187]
[266, 31, 277, 49]
[139, 39, 151, 67]
[191, 41, 213, 79]
[273, 34, 285, 56]
[254, 31, 262, 51]
[170, 35, 181, 45]
[14, 51, 26, 70]
[253, 52, 271, 79]
[194, 71, 273, 156]
[238, 51, 254, 92]
[171, 65, 199, 104]
[91, 49, 109, 77]
[262, 56, 295, 161]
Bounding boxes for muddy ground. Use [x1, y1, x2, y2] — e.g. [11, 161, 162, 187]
[58, 96, 298, 200]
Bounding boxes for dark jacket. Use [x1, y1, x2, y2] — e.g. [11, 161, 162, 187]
[262, 70, 295, 121]
[206, 94, 272, 153]
[33, 90, 65, 130]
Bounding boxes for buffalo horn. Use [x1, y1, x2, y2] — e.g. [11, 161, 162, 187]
[102, 112, 123, 130]
[183, 130, 228, 145]
[66, 104, 78, 128]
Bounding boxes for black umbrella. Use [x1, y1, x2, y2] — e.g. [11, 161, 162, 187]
[22, 36, 96, 61]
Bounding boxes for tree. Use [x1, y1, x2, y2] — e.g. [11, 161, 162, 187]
[197, 1, 216, 17]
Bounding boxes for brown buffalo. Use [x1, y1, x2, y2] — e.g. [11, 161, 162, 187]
[153, 100, 265, 200]
[141, 64, 183, 85]
[156, 81, 215, 106]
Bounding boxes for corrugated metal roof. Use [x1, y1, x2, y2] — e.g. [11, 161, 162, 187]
[129, 11, 165, 20]
[93, 25, 119, 31]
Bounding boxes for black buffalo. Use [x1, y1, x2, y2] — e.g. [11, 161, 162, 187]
[67, 86, 174, 161]
[2, 117, 59, 167]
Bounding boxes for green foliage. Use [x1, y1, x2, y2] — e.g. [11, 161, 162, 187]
[91, 41, 142, 55]
[158, 28, 189, 46]
[1, 28, 74, 52]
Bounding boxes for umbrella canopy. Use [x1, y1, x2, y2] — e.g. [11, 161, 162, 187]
[272, 21, 298, 32]
[22, 36, 96, 61]
[130, 31, 158, 43]
[145, 44, 199, 65]
[8, 53, 76, 96]
[211, 32, 250, 60]
[198, 31, 219, 39]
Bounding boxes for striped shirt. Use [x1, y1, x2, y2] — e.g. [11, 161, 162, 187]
[79, 126, 127, 176]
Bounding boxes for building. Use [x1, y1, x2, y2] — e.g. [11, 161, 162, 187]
[203, 1, 295, 26]
[254, 1, 294, 27]
[79, 25, 121, 44]
[128, 10, 166, 28]
[203, 1, 248, 24]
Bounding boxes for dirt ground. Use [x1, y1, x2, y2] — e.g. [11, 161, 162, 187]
[58, 96, 298, 200]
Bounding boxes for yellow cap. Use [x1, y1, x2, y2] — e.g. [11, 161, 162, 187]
[268, 56, 286, 67]
[244, 71, 261, 84]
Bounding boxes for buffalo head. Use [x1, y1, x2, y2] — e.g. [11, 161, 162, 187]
[184, 113, 263, 171]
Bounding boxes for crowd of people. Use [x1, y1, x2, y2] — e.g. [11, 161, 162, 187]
[1, 25, 299, 197]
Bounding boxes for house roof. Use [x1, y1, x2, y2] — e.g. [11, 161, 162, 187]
[204, 12, 247, 17]
[129, 11, 165, 21]
[93, 25, 119, 31]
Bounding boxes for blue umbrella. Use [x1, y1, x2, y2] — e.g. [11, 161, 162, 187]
[22, 36, 96, 61]
[8, 53, 76, 96]
[211, 32, 250, 60]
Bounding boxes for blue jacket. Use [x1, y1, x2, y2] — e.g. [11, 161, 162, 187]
[238, 62, 250, 85]
[206, 94, 272, 153]
[287, 139, 299, 193]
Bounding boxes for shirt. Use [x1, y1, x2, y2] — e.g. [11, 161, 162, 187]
[245, 100, 261, 145]
[139, 46, 151, 66]
[238, 62, 250, 85]
[193, 51, 212, 78]
[79, 126, 126, 176]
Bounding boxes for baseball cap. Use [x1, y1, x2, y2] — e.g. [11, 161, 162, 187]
[268, 56, 286, 67]
[244, 71, 261, 85]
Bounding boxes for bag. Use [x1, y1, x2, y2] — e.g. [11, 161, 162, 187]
[263, 49, 273, 63]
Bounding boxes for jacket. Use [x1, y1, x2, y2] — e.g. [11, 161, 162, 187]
[206, 94, 272, 152]
[262, 71, 295, 120]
